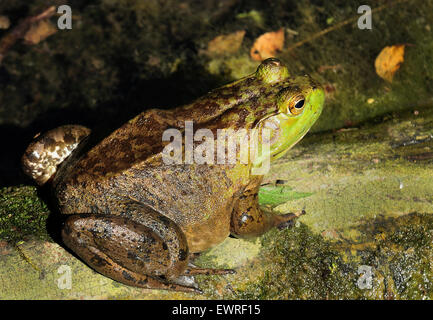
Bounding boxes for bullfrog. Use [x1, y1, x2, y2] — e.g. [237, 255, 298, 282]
[22, 58, 324, 293]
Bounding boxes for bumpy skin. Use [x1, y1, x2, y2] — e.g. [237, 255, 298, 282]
[22, 58, 324, 293]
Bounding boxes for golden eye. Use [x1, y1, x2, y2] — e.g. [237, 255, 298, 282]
[287, 95, 305, 115]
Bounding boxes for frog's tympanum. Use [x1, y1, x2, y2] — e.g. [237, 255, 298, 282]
[22, 58, 324, 293]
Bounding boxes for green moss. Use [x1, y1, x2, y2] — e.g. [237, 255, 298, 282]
[230, 224, 360, 299]
[0, 186, 51, 243]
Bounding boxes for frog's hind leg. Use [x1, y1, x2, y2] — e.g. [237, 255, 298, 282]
[22, 125, 91, 185]
[61, 206, 201, 293]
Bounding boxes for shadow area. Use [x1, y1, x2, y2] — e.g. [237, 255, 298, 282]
[1, 61, 224, 188]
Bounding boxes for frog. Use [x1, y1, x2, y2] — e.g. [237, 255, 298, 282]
[21, 58, 325, 293]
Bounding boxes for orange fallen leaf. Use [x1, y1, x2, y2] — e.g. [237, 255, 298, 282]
[23, 20, 57, 45]
[206, 30, 246, 56]
[250, 28, 284, 61]
[374, 44, 406, 82]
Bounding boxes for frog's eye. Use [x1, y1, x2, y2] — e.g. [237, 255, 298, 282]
[287, 95, 305, 115]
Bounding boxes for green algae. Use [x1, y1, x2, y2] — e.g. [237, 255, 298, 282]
[231, 224, 359, 299]
[0, 186, 50, 243]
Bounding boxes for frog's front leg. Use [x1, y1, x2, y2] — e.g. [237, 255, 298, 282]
[230, 182, 305, 238]
[61, 203, 201, 293]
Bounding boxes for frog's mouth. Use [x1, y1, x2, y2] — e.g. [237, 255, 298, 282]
[249, 114, 284, 168]
[270, 129, 309, 160]
[252, 111, 279, 131]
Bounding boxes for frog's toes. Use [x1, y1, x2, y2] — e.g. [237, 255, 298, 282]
[277, 220, 296, 230]
[184, 265, 236, 276]
[22, 125, 91, 185]
[173, 275, 201, 291]
[275, 210, 306, 230]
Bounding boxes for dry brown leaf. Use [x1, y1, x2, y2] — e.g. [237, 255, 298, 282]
[206, 30, 246, 56]
[374, 44, 406, 82]
[23, 20, 57, 45]
[250, 28, 284, 61]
